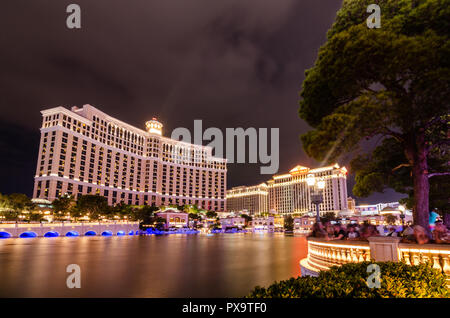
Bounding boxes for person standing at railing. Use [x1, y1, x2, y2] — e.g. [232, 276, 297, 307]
[400, 223, 414, 239]
[402, 225, 429, 244]
[324, 222, 334, 238]
[386, 227, 398, 237]
[346, 224, 360, 240]
[359, 223, 379, 241]
[433, 221, 450, 244]
[309, 222, 328, 239]
[329, 223, 346, 240]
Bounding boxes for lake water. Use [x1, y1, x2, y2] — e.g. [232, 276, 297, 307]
[0, 233, 307, 297]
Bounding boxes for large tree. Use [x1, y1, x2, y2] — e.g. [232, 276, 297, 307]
[299, 0, 450, 229]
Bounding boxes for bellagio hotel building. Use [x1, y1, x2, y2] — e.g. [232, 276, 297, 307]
[33, 104, 227, 211]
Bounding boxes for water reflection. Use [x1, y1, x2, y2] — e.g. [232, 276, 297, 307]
[0, 233, 307, 297]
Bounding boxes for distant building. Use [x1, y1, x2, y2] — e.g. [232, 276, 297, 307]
[347, 197, 356, 213]
[355, 202, 406, 216]
[267, 164, 348, 215]
[227, 163, 348, 217]
[251, 216, 274, 232]
[156, 208, 188, 229]
[220, 217, 245, 229]
[377, 202, 401, 212]
[216, 211, 234, 219]
[293, 217, 315, 235]
[273, 215, 284, 231]
[355, 204, 379, 216]
[226, 183, 268, 215]
[31, 198, 54, 222]
[31, 198, 53, 211]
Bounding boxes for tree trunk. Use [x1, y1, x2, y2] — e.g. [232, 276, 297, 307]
[411, 134, 430, 231]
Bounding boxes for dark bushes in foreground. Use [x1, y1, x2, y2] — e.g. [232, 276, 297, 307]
[247, 262, 449, 298]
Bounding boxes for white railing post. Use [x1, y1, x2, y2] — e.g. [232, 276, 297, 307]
[367, 236, 402, 262]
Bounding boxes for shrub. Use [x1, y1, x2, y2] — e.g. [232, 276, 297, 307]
[247, 262, 450, 298]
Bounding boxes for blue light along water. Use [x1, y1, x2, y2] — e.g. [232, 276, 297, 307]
[0, 233, 307, 297]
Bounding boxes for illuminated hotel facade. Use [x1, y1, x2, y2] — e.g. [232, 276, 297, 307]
[226, 183, 268, 215]
[268, 164, 348, 215]
[33, 104, 227, 211]
[227, 164, 348, 216]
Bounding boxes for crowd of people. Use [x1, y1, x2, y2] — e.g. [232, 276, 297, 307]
[309, 220, 450, 245]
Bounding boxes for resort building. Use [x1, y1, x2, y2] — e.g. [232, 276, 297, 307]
[219, 217, 246, 230]
[156, 208, 188, 229]
[226, 164, 348, 216]
[32, 104, 227, 211]
[267, 164, 348, 216]
[251, 216, 275, 232]
[293, 216, 315, 235]
[273, 215, 284, 231]
[354, 204, 379, 216]
[226, 183, 268, 215]
[347, 197, 356, 213]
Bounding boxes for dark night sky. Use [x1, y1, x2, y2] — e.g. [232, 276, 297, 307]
[0, 0, 403, 204]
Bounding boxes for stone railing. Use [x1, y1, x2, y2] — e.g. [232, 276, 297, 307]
[300, 238, 371, 275]
[0, 221, 140, 238]
[398, 243, 450, 277]
[300, 237, 450, 280]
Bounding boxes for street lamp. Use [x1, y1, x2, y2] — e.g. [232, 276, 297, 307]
[306, 174, 326, 223]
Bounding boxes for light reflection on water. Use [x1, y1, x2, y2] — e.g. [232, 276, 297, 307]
[0, 233, 307, 297]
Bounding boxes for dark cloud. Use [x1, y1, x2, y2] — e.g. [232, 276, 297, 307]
[0, 0, 404, 203]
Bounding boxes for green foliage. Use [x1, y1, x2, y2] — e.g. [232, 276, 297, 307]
[284, 215, 294, 231]
[184, 204, 201, 214]
[188, 212, 201, 220]
[8, 193, 35, 211]
[27, 212, 44, 222]
[206, 211, 218, 219]
[351, 138, 410, 197]
[0, 193, 35, 221]
[320, 212, 337, 224]
[74, 195, 110, 220]
[153, 216, 166, 230]
[298, 0, 450, 227]
[351, 137, 449, 213]
[384, 213, 398, 225]
[52, 195, 74, 219]
[240, 213, 252, 228]
[248, 261, 450, 298]
[134, 204, 158, 224]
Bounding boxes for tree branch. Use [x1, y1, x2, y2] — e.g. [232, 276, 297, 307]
[381, 128, 405, 142]
[392, 163, 411, 172]
[428, 172, 450, 178]
[424, 115, 449, 129]
[426, 139, 450, 152]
